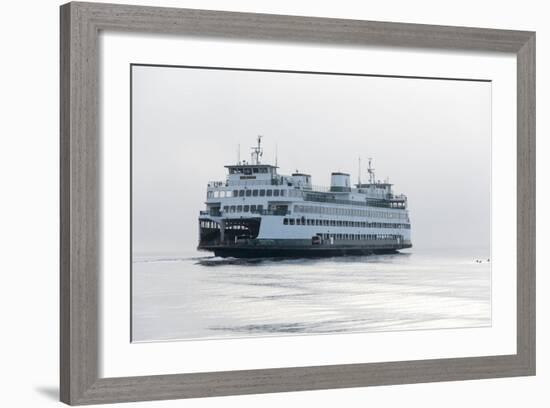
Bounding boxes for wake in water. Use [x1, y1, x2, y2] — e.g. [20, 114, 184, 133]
[133, 255, 209, 264]
[135, 254, 275, 266]
[136, 251, 414, 267]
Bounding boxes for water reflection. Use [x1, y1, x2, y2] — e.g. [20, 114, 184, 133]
[132, 247, 491, 342]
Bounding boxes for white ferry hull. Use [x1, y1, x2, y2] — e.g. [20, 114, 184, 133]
[198, 218, 411, 258]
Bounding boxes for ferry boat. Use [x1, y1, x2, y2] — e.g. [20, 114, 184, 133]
[198, 137, 412, 258]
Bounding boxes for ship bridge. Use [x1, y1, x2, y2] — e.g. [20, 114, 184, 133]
[225, 164, 279, 185]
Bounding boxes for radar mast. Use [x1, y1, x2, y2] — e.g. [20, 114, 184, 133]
[367, 158, 376, 184]
[250, 135, 263, 165]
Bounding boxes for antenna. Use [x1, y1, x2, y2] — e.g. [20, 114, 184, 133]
[275, 142, 278, 167]
[358, 156, 362, 185]
[367, 158, 376, 184]
[237, 143, 240, 164]
[250, 135, 263, 165]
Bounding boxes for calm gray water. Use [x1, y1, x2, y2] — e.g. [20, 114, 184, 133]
[132, 247, 491, 342]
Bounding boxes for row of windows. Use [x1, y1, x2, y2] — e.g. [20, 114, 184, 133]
[199, 220, 405, 240]
[228, 167, 271, 175]
[199, 221, 249, 230]
[200, 220, 217, 229]
[208, 190, 232, 198]
[283, 218, 410, 229]
[234, 189, 286, 198]
[294, 204, 406, 220]
[317, 233, 403, 241]
[208, 188, 304, 199]
[222, 204, 264, 213]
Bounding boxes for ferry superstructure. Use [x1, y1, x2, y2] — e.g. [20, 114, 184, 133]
[198, 137, 412, 258]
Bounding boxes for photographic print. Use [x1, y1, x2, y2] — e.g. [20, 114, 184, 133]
[131, 64, 491, 342]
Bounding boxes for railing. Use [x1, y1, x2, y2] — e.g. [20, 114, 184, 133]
[308, 185, 332, 193]
[302, 193, 370, 207]
[255, 209, 289, 216]
[200, 210, 221, 216]
[389, 194, 407, 202]
[207, 179, 347, 190]
[207, 181, 226, 188]
[303, 192, 403, 209]
[365, 199, 393, 208]
[200, 209, 289, 217]
[207, 179, 286, 187]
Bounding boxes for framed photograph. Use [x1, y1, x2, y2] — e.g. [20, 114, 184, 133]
[60, 2, 535, 405]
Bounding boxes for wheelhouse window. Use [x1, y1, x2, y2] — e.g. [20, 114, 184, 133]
[246, 190, 252, 197]
[260, 189, 266, 196]
[253, 190, 259, 196]
[267, 190, 273, 197]
[239, 190, 245, 197]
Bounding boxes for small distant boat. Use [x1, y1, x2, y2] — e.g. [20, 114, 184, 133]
[198, 137, 412, 258]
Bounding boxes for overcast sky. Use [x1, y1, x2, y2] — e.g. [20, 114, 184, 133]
[132, 65, 491, 255]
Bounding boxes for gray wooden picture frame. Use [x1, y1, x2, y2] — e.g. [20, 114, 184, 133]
[60, 1, 536, 405]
